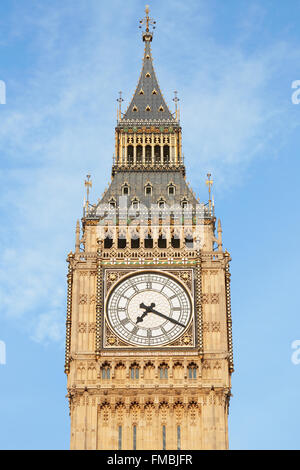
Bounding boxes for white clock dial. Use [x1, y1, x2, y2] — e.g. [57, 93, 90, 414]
[106, 272, 192, 347]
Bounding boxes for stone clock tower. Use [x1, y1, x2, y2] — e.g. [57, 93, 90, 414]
[65, 7, 234, 451]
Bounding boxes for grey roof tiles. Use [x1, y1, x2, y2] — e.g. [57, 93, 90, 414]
[122, 40, 175, 122]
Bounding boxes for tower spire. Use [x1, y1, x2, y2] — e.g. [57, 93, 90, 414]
[113, 6, 183, 172]
[121, 7, 174, 123]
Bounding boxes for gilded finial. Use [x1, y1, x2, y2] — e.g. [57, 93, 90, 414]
[173, 91, 180, 121]
[206, 173, 213, 215]
[116, 91, 124, 121]
[139, 5, 156, 41]
[84, 175, 92, 214]
[75, 220, 80, 253]
[218, 218, 222, 233]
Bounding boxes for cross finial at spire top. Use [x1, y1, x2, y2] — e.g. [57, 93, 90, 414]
[139, 5, 156, 41]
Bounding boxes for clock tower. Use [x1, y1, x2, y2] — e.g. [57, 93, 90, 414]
[65, 7, 234, 450]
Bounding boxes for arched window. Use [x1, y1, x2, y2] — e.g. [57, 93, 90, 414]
[145, 183, 152, 196]
[158, 198, 165, 209]
[188, 363, 197, 379]
[159, 363, 168, 379]
[168, 184, 175, 195]
[158, 234, 166, 249]
[145, 145, 152, 164]
[127, 145, 134, 164]
[162, 425, 166, 450]
[163, 145, 170, 163]
[130, 364, 140, 379]
[136, 145, 142, 163]
[104, 237, 113, 249]
[181, 198, 188, 209]
[101, 363, 111, 379]
[144, 234, 153, 249]
[122, 184, 130, 196]
[171, 236, 180, 248]
[185, 236, 194, 249]
[118, 237, 126, 249]
[131, 237, 140, 249]
[154, 145, 161, 163]
[118, 426, 122, 450]
[177, 425, 181, 450]
[131, 198, 139, 210]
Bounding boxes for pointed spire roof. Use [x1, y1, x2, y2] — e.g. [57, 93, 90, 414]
[121, 8, 176, 124]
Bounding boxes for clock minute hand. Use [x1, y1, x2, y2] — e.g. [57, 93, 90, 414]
[149, 307, 186, 328]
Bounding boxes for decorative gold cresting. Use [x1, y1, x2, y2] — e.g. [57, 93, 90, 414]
[139, 5, 156, 41]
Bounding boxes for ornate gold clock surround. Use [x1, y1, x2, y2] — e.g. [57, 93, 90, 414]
[103, 268, 196, 350]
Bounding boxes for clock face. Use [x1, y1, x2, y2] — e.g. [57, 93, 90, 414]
[106, 272, 192, 347]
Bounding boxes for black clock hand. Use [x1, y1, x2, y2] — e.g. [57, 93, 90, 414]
[136, 303, 156, 324]
[146, 305, 186, 328]
[151, 308, 185, 328]
[136, 310, 148, 324]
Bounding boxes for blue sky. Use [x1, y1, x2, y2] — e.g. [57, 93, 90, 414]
[0, 0, 300, 450]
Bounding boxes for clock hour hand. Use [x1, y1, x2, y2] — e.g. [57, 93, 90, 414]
[136, 302, 156, 324]
[148, 306, 186, 328]
[136, 311, 148, 324]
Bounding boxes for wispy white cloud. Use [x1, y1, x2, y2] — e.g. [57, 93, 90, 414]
[30, 309, 64, 344]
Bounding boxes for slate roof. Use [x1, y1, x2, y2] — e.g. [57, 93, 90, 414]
[98, 171, 198, 210]
[122, 39, 175, 123]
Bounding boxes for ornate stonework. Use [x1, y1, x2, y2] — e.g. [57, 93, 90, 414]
[65, 7, 233, 451]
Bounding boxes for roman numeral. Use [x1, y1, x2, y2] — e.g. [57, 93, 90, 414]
[160, 282, 168, 292]
[129, 282, 139, 292]
[131, 326, 139, 336]
[161, 326, 171, 340]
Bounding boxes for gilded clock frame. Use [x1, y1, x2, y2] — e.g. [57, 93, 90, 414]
[102, 267, 197, 350]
